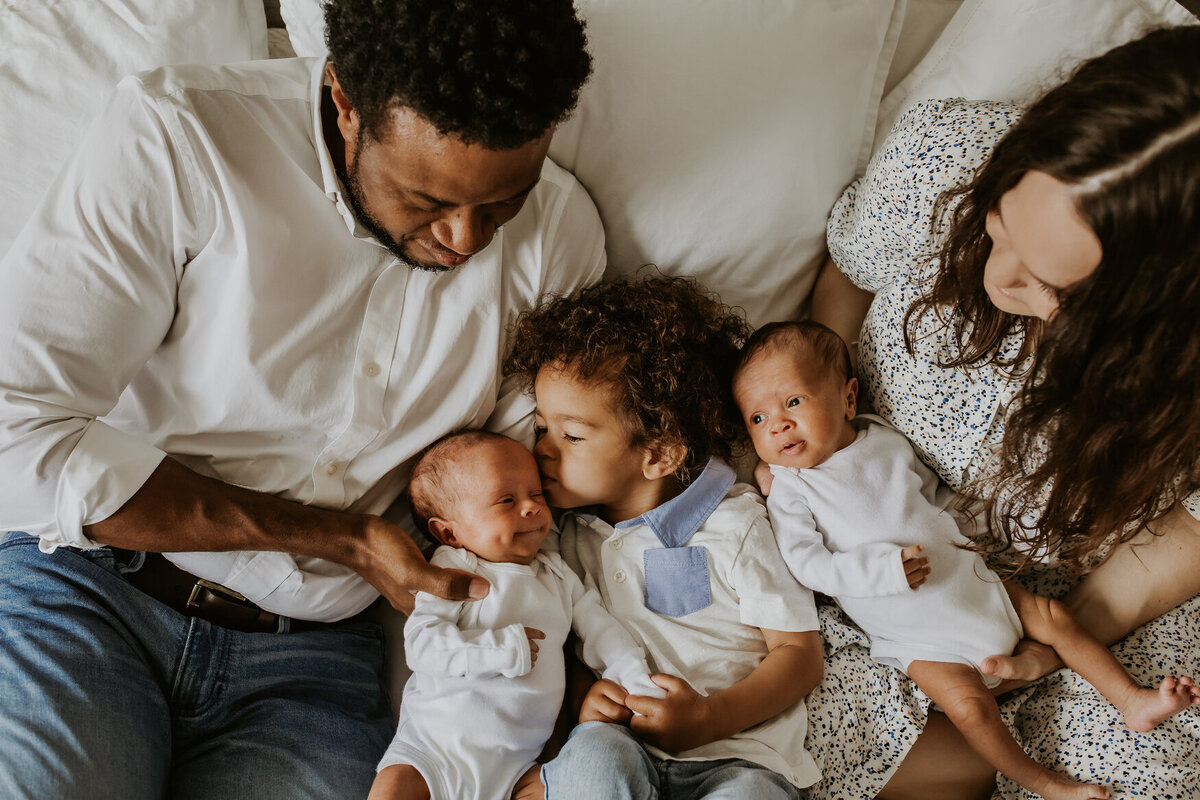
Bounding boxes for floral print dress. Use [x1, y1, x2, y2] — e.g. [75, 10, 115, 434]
[798, 97, 1200, 800]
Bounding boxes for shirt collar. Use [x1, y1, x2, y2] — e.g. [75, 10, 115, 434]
[310, 58, 372, 240]
[614, 457, 736, 549]
[311, 59, 341, 201]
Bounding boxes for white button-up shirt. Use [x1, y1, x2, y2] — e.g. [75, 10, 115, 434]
[0, 57, 605, 620]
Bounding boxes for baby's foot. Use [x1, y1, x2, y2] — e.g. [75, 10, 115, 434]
[1031, 773, 1110, 800]
[981, 639, 1060, 682]
[1122, 676, 1200, 732]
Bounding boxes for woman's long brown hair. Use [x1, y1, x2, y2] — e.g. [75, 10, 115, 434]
[905, 25, 1200, 572]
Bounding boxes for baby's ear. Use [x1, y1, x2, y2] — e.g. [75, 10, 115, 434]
[844, 377, 859, 419]
[427, 517, 458, 547]
[642, 441, 688, 480]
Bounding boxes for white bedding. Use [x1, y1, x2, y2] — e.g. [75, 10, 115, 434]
[3, 0, 1198, 795]
[0, 0, 268, 257]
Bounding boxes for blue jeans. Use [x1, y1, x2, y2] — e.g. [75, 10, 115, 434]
[0, 532, 392, 800]
[543, 721, 799, 800]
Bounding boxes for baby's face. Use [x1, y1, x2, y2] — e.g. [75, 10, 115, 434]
[442, 438, 551, 565]
[734, 349, 857, 470]
[531, 364, 650, 512]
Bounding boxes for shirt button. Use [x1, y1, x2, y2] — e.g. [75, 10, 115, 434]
[324, 463, 339, 476]
[610, 538, 623, 550]
[363, 362, 381, 378]
[613, 570, 626, 584]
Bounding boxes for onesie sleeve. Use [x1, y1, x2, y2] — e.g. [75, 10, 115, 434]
[552, 552, 662, 698]
[767, 469, 911, 598]
[826, 98, 1022, 293]
[403, 549, 532, 679]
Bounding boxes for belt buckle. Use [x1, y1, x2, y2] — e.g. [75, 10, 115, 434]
[187, 578, 250, 610]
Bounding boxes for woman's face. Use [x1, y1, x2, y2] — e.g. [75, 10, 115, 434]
[982, 170, 1102, 321]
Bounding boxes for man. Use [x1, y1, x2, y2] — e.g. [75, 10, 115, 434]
[0, 1, 602, 797]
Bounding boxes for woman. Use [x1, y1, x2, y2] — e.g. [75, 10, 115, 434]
[807, 24, 1200, 799]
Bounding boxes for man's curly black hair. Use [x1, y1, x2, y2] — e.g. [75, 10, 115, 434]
[325, 0, 592, 149]
[505, 275, 751, 485]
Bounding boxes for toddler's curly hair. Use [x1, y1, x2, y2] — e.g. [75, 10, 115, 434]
[505, 275, 750, 484]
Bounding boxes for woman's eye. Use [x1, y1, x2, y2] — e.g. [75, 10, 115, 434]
[562, 433, 582, 443]
[1035, 279, 1058, 297]
[533, 425, 547, 437]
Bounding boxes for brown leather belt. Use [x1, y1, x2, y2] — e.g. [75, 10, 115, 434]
[122, 551, 367, 634]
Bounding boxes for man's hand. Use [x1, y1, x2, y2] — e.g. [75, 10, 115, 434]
[82, 458, 491, 615]
[356, 515, 490, 614]
[901, 544, 930, 589]
[579, 679, 634, 725]
[626, 674, 714, 753]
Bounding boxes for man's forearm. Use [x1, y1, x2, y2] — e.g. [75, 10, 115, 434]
[83, 456, 486, 610]
[85, 456, 367, 569]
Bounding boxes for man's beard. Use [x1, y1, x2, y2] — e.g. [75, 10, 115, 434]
[340, 132, 454, 274]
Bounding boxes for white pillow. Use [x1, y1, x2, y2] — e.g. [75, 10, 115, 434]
[279, 0, 328, 57]
[873, 0, 1197, 153]
[549, 0, 903, 328]
[275, 0, 903, 327]
[0, 0, 268, 258]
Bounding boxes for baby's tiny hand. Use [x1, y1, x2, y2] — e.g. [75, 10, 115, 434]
[901, 545, 930, 589]
[754, 461, 774, 496]
[525, 627, 545, 666]
[580, 679, 633, 725]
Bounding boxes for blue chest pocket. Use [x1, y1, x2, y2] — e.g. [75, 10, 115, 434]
[643, 545, 712, 618]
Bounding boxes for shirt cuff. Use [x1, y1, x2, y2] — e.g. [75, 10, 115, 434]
[46, 419, 165, 551]
[739, 589, 820, 633]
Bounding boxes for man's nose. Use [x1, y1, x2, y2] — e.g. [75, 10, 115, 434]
[431, 207, 493, 255]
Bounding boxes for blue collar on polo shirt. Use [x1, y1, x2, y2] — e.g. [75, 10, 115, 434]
[613, 457, 736, 548]
[566, 458, 734, 618]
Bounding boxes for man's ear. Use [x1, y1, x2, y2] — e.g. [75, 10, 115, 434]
[845, 377, 859, 420]
[641, 442, 688, 481]
[325, 63, 359, 143]
[427, 517, 458, 547]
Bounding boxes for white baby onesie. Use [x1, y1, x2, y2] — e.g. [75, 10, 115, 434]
[378, 546, 657, 800]
[767, 415, 1022, 682]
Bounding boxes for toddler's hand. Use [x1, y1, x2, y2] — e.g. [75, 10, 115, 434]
[901, 544, 930, 589]
[627, 674, 714, 753]
[525, 627, 545, 666]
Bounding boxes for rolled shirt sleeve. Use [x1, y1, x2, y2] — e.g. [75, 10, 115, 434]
[0, 75, 201, 549]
